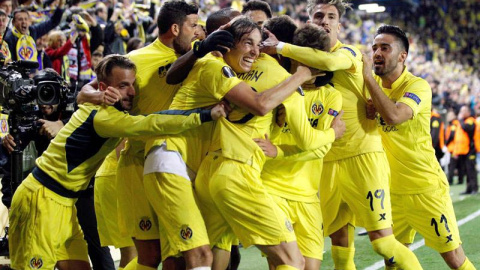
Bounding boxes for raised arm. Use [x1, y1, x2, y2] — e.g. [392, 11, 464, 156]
[166, 30, 234, 85]
[362, 53, 412, 125]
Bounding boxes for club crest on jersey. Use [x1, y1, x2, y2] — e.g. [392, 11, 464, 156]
[222, 66, 235, 78]
[139, 217, 152, 231]
[29, 256, 43, 269]
[328, 108, 339, 117]
[403, 92, 421, 104]
[158, 63, 172, 78]
[311, 102, 324, 115]
[180, 225, 193, 240]
[432, 120, 439, 128]
[285, 219, 294, 232]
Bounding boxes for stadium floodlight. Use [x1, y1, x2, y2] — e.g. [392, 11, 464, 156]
[366, 5, 386, 13]
[358, 3, 378, 10]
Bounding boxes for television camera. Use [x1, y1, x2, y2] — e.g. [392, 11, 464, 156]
[0, 60, 73, 190]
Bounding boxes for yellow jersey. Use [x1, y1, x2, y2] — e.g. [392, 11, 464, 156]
[211, 54, 335, 172]
[262, 84, 342, 202]
[95, 150, 117, 177]
[35, 104, 204, 193]
[125, 38, 180, 155]
[145, 53, 243, 172]
[280, 40, 383, 161]
[209, 53, 289, 171]
[373, 68, 446, 194]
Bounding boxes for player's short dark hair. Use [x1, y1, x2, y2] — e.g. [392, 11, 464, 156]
[206, 7, 240, 35]
[263, 15, 297, 44]
[306, 0, 352, 18]
[242, 0, 272, 19]
[95, 54, 136, 84]
[157, 0, 198, 35]
[226, 16, 261, 44]
[293, 24, 330, 51]
[375, 25, 409, 54]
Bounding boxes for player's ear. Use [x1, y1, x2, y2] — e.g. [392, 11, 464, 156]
[399, 51, 407, 63]
[99, 81, 108, 92]
[171, 23, 180, 37]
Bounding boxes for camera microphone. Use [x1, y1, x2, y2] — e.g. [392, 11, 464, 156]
[13, 60, 40, 69]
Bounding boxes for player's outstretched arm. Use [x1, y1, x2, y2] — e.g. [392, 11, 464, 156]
[224, 66, 315, 116]
[262, 30, 354, 72]
[362, 53, 412, 125]
[94, 105, 226, 138]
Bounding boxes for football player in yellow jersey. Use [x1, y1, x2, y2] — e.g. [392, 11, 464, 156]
[8, 55, 226, 270]
[257, 22, 342, 270]
[261, 1, 421, 269]
[363, 25, 476, 270]
[143, 17, 331, 270]
[78, 2, 234, 269]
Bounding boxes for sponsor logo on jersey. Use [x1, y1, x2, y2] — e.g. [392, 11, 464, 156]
[378, 116, 398, 132]
[432, 120, 439, 128]
[139, 217, 152, 231]
[180, 225, 193, 240]
[29, 256, 43, 269]
[237, 69, 263, 82]
[311, 102, 324, 115]
[222, 66, 236, 78]
[308, 118, 319, 128]
[158, 63, 172, 78]
[328, 108, 339, 117]
[403, 92, 421, 104]
[340, 46, 356, 57]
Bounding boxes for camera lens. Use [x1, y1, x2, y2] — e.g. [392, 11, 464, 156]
[37, 84, 57, 105]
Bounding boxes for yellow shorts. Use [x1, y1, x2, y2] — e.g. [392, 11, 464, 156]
[116, 149, 159, 240]
[195, 154, 239, 251]
[208, 155, 296, 247]
[94, 174, 134, 248]
[391, 182, 461, 253]
[144, 171, 210, 261]
[320, 152, 392, 236]
[271, 195, 324, 260]
[9, 175, 88, 269]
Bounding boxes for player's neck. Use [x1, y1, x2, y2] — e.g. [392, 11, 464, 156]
[159, 34, 175, 50]
[381, 65, 404, 88]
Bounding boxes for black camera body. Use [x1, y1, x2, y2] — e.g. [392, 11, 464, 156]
[0, 60, 71, 112]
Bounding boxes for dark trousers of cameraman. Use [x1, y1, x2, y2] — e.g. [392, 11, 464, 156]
[76, 181, 115, 270]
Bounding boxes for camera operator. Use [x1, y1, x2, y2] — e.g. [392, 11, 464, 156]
[0, 68, 71, 208]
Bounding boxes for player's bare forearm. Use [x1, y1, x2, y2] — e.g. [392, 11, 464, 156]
[77, 79, 101, 105]
[166, 50, 198, 85]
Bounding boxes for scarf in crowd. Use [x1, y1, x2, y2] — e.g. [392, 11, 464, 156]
[11, 26, 38, 61]
[0, 35, 11, 63]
